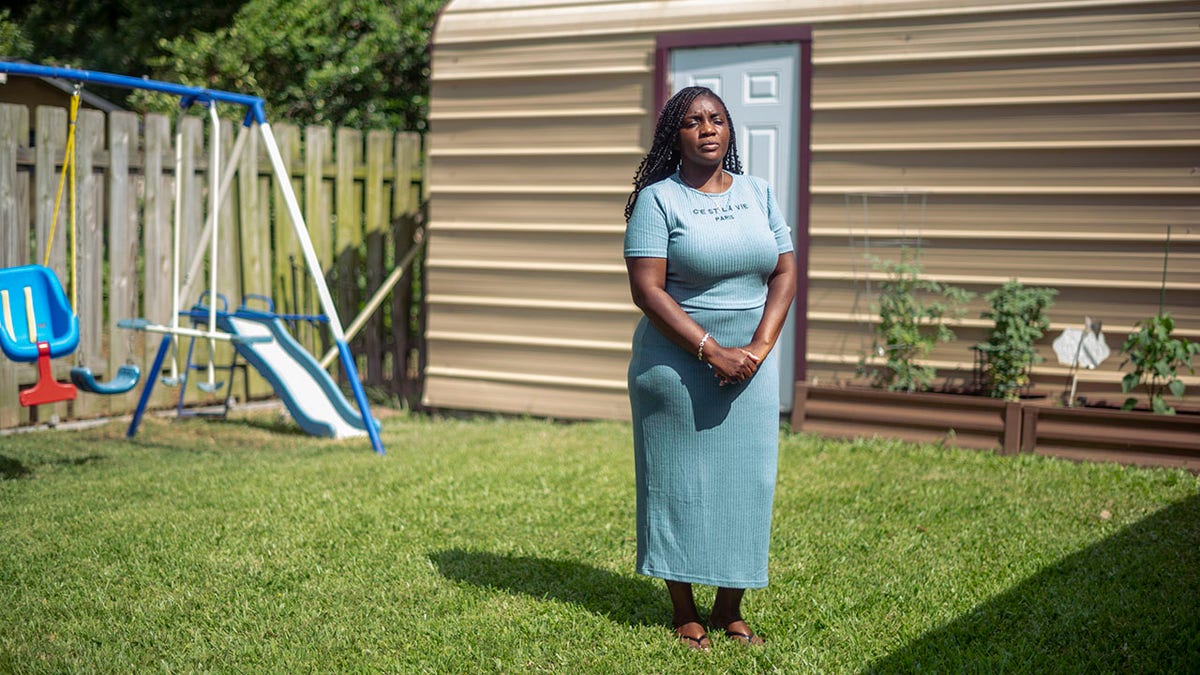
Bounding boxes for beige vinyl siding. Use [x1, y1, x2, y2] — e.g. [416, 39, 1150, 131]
[805, 0, 1199, 397]
[425, 25, 648, 416]
[426, 0, 1200, 418]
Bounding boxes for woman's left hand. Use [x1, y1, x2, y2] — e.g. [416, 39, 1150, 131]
[741, 341, 771, 363]
[716, 342, 770, 385]
[708, 344, 758, 386]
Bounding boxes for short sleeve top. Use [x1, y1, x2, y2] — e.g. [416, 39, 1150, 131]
[624, 172, 793, 310]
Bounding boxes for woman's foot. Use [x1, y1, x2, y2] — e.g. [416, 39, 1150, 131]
[710, 616, 765, 646]
[674, 621, 711, 652]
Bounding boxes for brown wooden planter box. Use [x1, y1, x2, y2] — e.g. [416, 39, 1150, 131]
[791, 382, 1022, 455]
[1020, 403, 1200, 470]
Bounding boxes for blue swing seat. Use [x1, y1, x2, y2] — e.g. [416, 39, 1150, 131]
[0, 264, 80, 361]
[0, 265, 80, 406]
[70, 364, 141, 395]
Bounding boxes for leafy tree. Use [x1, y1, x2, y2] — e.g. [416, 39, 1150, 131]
[138, 0, 444, 130]
[7, 0, 443, 130]
[0, 9, 33, 59]
[7, 1, 242, 78]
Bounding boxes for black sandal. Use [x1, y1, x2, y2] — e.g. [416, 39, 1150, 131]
[722, 627, 764, 645]
[714, 618, 765, 645]
[678, 632, 711, 651]
[674, 621, 711, 652]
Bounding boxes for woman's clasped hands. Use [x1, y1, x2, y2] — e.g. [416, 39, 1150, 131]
[705, 340, 764, 386]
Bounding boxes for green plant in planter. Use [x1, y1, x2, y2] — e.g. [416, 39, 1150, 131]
[1120, 313, 1199, 414]
[859, 250, 973, 393]
[976, 280, 1057, 402]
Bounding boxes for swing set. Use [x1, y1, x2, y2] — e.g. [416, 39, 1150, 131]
[0, 63, 385, 455]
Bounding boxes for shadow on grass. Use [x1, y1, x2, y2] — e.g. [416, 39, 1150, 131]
[49, 453, 106, 467]
[866, 493, 1200, 673]
[429, 549, 672, 628]
[0, 455, 30, 480]
[201, 415, 310, 437]
[0, 452, 107, 478]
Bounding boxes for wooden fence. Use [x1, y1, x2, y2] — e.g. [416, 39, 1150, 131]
[0, 103, 425, 430]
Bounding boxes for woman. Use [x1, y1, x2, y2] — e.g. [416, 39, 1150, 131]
[624, 86, 797, 651]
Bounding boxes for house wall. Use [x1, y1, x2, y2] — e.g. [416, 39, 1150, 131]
[425, 0, 1200, 419]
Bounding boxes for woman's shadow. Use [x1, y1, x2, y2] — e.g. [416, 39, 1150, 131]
[428, 549, 671, 627]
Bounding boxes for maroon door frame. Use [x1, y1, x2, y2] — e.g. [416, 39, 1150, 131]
[654, 25, 814, 386]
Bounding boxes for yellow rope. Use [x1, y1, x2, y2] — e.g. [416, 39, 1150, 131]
[44, 88, 81, 314]
[69, 94, 77, 312]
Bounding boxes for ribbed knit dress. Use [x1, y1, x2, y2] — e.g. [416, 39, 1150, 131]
[625, 172, 793, 589]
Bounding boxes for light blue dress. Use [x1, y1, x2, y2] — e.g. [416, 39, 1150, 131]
[625, 172, 793, 588]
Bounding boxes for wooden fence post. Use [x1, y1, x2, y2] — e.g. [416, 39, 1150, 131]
[391, 132, 422, 398]
[363, 130, 391, 386]
[34, 107, 66, 289]
[213, 118, 240, 389]
[32, 106, 71, 423]
[239, 125, 270, 299]
[105, 111, 141, 413]
[0, 105, 26, 262]
[304, 125, 332, 356]
[238, 124, 271, 400]
[217, 119, 242, 309]
[141, 113, 176, 410]
[270, 124, 301, 321]
[179, 117, 203, 304]
[0, 104, 29, 427]
[334, 127, 364, 382]
[70, 108, 103, 419]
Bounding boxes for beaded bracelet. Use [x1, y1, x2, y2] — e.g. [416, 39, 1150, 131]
[697, 332, 711, 361]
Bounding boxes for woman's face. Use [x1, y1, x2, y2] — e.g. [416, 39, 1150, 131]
[676, 95, 729, 170]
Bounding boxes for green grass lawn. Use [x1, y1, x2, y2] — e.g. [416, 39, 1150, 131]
[1, 409, 1197, 673]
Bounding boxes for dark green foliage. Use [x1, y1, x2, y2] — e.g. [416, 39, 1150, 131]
[976, 280, 1057, 401]
[6, 1, 241, 80]
[138, 0, 443, 130]
[5, 0, 443, 130]
[0, 9, 33, 59]
[1120, 313, 1199, 414]
[861, 249, 973, 392]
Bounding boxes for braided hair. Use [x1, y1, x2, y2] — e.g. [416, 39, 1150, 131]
[624, 86, 743, 223]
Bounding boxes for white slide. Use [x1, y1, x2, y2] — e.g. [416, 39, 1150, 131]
[222, 313, 376, 439]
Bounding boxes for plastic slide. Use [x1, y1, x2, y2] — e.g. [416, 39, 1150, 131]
[218, 311, 378, 439]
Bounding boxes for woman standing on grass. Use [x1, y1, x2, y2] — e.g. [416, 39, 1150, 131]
[623, 86, 797, 651]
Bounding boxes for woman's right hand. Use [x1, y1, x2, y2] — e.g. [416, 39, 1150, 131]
[705, 342, 759, 386]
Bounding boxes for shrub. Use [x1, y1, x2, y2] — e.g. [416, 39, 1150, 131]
[860, 249, 973, 393]
[976, 280, 1058, 401]
[1120, 313, 1199, 414]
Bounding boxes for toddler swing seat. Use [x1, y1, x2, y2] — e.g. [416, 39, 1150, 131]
[0, 264, 80, 406]
[0, 264, 141, 402]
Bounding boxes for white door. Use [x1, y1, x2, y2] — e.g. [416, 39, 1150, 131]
[670, 43, 801, 411]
